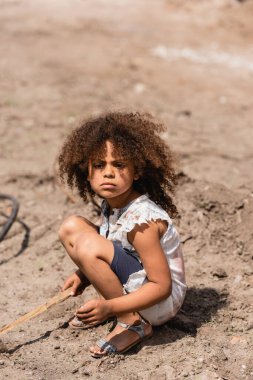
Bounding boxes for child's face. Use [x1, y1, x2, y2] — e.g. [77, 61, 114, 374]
[88, 141, 139, 207]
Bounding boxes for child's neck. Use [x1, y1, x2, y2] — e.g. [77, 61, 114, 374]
[106, 189, 141, 210]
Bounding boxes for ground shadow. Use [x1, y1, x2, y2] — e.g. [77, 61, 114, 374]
[133, 286, 228, 352]
[4, 317, 114, 355]
[178, 286, 228, 328]
[4, 321, 70, 355]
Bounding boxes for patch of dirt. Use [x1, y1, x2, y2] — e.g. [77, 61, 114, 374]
[0, 1, 252, 379]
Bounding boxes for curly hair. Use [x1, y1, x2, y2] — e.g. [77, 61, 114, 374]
[58, 111, 178, 217]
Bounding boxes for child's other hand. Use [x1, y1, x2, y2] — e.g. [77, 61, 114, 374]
[62, 269, 86, 296]
[75, 299, 110, 325]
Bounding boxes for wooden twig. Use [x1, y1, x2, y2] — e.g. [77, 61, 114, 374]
[0, 288, 72, 335]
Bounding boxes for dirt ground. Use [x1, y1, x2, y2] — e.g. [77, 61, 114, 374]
[0, 0, 253, 379]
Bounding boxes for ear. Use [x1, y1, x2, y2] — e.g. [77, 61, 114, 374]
[134, 173, 140, 181]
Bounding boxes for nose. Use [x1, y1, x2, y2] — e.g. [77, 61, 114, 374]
[103, 164, 115, 178]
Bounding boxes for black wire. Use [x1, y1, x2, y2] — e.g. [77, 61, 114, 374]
[0, 212, 30, 265]
[0, 194, 19, 242]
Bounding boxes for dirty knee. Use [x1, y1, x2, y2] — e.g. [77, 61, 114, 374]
[58, 215, 82, 242]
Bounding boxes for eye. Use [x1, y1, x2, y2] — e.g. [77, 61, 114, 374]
[93, 162, 104, 169]
[114, 162, 126, 169]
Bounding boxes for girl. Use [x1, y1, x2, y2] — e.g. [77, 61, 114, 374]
[58, 112, 186, 357]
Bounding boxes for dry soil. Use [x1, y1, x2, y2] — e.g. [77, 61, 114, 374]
[0, 1, 252, 379]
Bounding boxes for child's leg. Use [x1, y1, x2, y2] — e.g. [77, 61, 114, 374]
[59, 215, 138, 319]
[59, 215, 152, 355]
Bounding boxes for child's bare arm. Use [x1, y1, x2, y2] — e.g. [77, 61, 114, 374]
[76, 221, 172, 323]
[108, 221, 172, 311]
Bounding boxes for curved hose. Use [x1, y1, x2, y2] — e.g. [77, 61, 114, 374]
[0, 194, 19, 242]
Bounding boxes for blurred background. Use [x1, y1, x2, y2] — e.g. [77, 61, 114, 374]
[1, 0, 253, 188]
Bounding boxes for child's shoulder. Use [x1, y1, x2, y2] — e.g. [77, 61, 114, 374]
[119, 195, 172, 232]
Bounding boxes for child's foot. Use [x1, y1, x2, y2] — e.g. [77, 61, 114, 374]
[69, 316, 97, 330]
[89, 319, 153, 357]
[69, 316, 116, 330]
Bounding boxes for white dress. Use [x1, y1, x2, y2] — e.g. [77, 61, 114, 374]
[99, 194, 187, 326]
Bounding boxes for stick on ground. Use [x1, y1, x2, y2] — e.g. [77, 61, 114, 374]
[0, 288, 72, 335]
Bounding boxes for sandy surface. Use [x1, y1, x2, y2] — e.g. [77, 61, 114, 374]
[0, 0, 253, 379]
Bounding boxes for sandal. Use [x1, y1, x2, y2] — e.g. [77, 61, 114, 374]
[90, 319, 153, 358]
[69, 316, 101, 330]
[69, 316, 116, 330]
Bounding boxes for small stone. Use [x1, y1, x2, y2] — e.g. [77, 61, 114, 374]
[0, 340, 8, 353]
[51, 331, 60, 339]
[133, 83, 145, 94]
[178, 110, 192, 117]
[54, 345, 61, 349]
[230, 336, 247, 345]
[219, 351, 228, 361]
[233, 275, 242, 284]
[212, 268, 228, 278]
[165, 365, 175, 378]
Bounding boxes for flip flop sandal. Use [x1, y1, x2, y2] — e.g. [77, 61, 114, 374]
[90, 320, 153, 358]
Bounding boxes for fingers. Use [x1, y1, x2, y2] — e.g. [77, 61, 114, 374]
[80, 317, 99, 326]
[78, 304, 93, 313]
[70, 283, 81, 296]
[75, 309, 99, 325]
[61, 272, 83, 295]
[62, 279, 72, 292]
[76, 306, 94, 317]
[75, 300, 96, 318]
[77, 299, 98, 313]
[75, 299, 107, 325]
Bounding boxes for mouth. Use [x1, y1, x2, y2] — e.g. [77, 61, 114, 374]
[100, 183, 116, 188]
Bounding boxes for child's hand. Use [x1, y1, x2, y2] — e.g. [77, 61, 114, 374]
[75, 299, 110, 325]
[62, 270, 87, 296]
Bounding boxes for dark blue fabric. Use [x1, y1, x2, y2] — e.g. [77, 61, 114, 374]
[110, 241, 143, 285]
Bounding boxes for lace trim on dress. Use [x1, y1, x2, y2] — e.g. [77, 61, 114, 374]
[115, 201, 172, 233]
